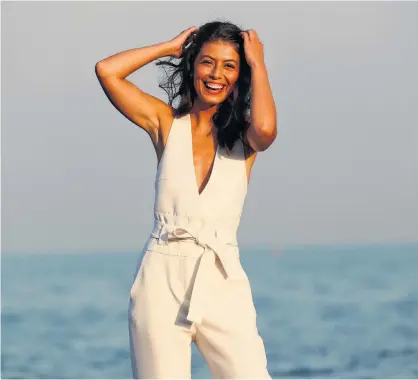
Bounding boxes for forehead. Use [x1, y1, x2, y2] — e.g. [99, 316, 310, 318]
[197, 41, 240, 61]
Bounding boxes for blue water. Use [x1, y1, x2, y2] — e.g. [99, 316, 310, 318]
[2, 243, 418, 379]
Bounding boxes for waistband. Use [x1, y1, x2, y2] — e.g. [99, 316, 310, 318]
[152, 219, 238, 244]
[146, 220, 245, 325]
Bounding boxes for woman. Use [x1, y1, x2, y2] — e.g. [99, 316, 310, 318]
[95, 20, 277, 379]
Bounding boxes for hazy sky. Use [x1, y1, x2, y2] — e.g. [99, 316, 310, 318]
[2, 1, 417, 255]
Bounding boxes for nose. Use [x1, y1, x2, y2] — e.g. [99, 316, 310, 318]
[209, 64, 222, 79]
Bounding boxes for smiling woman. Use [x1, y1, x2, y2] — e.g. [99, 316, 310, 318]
[95, 20, 276, 379]
[195, 43, 240, 100]
[155, 22, 254, 154]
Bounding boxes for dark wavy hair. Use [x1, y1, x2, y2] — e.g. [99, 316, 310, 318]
[155, 20, 253, 153]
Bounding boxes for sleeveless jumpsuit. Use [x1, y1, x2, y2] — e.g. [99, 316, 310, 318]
[128, 113, 271, 379]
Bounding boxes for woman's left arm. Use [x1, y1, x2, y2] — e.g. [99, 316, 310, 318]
[241, 30, 277, 152]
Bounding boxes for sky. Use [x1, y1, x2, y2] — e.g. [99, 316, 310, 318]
[1, 1, 418, 255]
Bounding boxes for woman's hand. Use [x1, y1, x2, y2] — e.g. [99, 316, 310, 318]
[168, 26, 198, 59]
[240, 29, 265, 69]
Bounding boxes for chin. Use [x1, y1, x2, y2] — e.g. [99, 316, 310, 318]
[194, 83, 229, 107]
[197, 93, 227, 107]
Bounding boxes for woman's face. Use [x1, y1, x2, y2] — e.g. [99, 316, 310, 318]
[193, 40, 240, 107]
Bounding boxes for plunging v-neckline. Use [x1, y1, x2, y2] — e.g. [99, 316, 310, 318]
[188, 114, 219, 198]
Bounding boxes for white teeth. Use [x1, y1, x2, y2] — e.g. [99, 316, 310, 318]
[205, 82, 223, 90]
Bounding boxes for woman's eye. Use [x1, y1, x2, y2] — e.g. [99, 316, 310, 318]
[200, 61, 235, 69]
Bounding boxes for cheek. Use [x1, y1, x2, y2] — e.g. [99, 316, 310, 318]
[195, 67, 211, 80]
[227, 73, 239, 87]
[193, 76, 203, 90]
[192, 69, 201, 89]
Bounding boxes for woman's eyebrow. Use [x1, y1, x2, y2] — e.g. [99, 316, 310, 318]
[200, 55, 238, 63]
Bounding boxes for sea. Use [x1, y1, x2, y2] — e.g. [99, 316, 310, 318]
[2, 243, 418, 379]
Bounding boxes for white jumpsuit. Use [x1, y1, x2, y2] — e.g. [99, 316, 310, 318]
[128, 113, 271, 379]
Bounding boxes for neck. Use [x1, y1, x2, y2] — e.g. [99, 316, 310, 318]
[190, 101, 219, 135]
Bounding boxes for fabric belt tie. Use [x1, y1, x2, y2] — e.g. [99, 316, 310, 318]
[150, 222, 243, 324]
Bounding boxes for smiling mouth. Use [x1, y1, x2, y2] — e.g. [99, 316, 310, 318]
[203, 82, 225, 93]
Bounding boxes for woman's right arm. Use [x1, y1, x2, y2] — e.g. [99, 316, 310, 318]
[94, 42, 176, 142]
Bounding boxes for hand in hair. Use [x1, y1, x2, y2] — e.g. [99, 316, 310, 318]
[168, 26, 199, 59]
[240, 29, 265, 69]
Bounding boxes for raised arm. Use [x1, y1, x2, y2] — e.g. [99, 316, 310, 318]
[240, 30, 277, 152]
[95, 26, 197, 145]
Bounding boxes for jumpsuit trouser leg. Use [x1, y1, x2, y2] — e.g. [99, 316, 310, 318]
[128, 240, 270, 379]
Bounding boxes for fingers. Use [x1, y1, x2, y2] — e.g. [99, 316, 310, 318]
[188, 26, 198, 35]
[181, 26, 197, 36]
[185, 26, 198, 42]
[185, 28, 197, 43]
[240, 29, 262, 44]
[181, 26, 197, 44]
[248, 30, 256, 41]
[249, 30, 261, 43]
